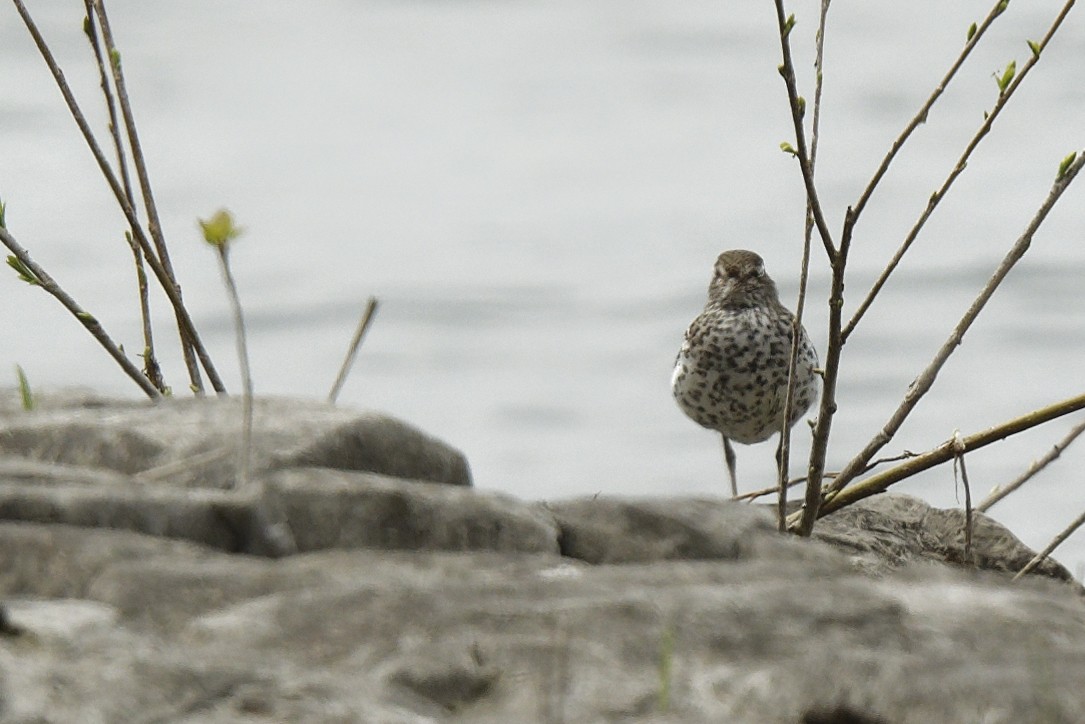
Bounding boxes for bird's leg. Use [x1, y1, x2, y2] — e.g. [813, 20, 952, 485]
[722, 435, 738, 498]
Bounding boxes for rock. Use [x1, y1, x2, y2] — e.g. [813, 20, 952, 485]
[1, 391, 1084, 722]
[272, 467, 559, 554]
[549, 495, 782, 563]
[2, 519, 1085, 723]
[0, 395, 471, 488]
[0, 394, 517, 555]
[814, 493, 1074, 582]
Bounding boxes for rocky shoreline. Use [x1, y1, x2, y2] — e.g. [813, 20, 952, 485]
[1, 391, 1082, 722]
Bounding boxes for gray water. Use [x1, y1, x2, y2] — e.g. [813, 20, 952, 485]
[2, 1, 1085, 569]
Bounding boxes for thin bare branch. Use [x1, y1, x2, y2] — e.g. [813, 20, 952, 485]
[1013, 507, 1085, 581]
[796, 390, 1085, 523]
[843, 0, 1078, 341]
[89, 0, 206, 392]
[823, 149, 1085, 500]
[11, 0, 226, 394]
[850, 0, 1011, 222]
[82, 2, 162, 392]
[773, 1, 836, 258]
[778, 0, 831, 532]
[1, 227, 160, 399]
[739, 476, 807, 503]
[977, 414, 1085, 512]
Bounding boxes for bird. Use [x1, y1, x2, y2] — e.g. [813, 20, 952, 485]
[671, 249, 819, 496]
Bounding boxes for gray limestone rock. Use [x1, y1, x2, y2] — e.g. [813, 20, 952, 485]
[0, 520, 1083, 723]
[0, 391, 1083, 722]
[814, 492, 1074, 582]
[272, 467, 559, 554]
[0, 395, 471, 488]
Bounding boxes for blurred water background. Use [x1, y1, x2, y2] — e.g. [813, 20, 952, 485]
[2, 1, 1084, 568]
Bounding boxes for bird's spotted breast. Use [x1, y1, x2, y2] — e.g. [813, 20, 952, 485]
[672, 306, 818, 445]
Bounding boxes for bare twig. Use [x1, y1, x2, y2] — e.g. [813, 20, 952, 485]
[952, 430, 974, 564]
[978, 415, 1085, 512]
[738, 475, 808, 503]
[82, 2, 162, 392]
[849, 0, 1010, 222]
[822, 149, 1085, 501]
[801, 390, 1085, 521]
[748, 450, 920, 502]
[773, 1, 848, 537]
[89, 0, 202, 392]
[12, 0, 226, 394]
[772, 1, 836, 257]
[1013, 508, 1085, 581]
[796, 221, 850, 535]
[1, 227, 161, 399]
[327, 297, 380, 404]
[778, 0, 830, 532]
[843, 0, 1078, 341]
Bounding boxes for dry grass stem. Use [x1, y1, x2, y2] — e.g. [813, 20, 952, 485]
[952, 431, 974, 564]
[977, 415, 1085, 513]
[822, 149, 1085, 501]
[214, 246, 253, 488]
[327, 297, 380, 404]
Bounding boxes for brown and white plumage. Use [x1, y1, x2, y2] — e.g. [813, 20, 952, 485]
[672, 250, 819, 495]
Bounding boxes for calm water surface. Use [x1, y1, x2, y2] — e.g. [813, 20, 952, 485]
[2, 1, 1085, 568]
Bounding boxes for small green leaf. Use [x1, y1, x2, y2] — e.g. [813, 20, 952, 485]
[109, 48, 121, 70]
[76, 311, 96, 323]
[996, 0, 1009, 14]
[1027, 40, 1041, 58]
[796, 96, 807, 118]
[994, 60, 1016, 94]
[6, 256, 40, 286]
[783, 13, 796, 37]
[198, 208, 243, 248]
[0, 196, 6, 228]
[82, 16, 93, 39]
[967, 22, 977, 41]
[1057, 151, 1078, 180]
[780, 141, 798, 157]
[15, 365, 33, 411]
